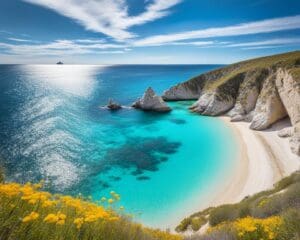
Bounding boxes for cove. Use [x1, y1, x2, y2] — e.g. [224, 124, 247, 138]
[0, 64, 237, 228]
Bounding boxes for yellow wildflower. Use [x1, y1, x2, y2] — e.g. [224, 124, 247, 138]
[108, 198, 114, 204]
[22, 212, 39, 223]
[44, 213, 59, 223]
[57, 219, 65, 225]
[43, 212, 67, 225]
[0, 183, 21, 197]
[74, 217, 84, 229]
[28, 199, 37, 204]
[42, 200, 56, 207]
[109, 216, 119, 221]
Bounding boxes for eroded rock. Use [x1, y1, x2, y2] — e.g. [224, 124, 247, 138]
[107, 99, 122, 110]
[275, 69, 300, 126]
[278, 127, 294, 138]
[132, 87, 171, 112]
[250, 73, 287, 130]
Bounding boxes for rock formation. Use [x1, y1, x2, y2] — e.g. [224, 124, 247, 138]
[132, 87, 171, 112]
[162, 51, 300, 155]
[107, 99, 122, 110]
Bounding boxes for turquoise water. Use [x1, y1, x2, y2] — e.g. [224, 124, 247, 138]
[0, 64, 236, 228]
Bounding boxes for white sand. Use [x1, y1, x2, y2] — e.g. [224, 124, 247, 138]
[167, 117, 300, 233]
[215, 117, 300, 205]
[182, 117, 299, 236]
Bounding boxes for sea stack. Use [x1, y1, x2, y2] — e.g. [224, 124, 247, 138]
[132, 87, 171, 112]
[107, 99, 122, 110]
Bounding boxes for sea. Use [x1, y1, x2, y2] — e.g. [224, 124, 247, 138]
[0, 64, 238, 228]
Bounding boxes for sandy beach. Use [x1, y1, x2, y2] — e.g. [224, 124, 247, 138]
[181, 116, 300, 235]
[213, 117, 300, 206]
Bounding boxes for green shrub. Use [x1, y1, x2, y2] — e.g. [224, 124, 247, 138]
[185, 224, 236, 240]
[180, 171, 300, 234]
[209, 205, 239, 226]
[190, 217, 207, 232]
[176, 218, 192, 232]
[278, 208, 300, 240]
[274, 171, 300, 191]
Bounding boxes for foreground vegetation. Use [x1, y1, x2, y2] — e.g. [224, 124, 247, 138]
[1, 167, 299, 240]
[0, 170, 181, 240]
[179, 171, 300, 240]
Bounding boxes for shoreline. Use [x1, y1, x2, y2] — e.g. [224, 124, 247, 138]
[160, 116, 300, 232]
[180, 116, 299, 235]
[208, 116, 300, 208]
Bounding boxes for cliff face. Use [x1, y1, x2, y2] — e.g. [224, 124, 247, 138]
[162, 51, 300, 155]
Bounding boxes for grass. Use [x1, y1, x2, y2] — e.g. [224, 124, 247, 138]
[176, 171, 300, 240]
[206, 50, 300, 90]
[181, 51, 300, 93]
[0, 181, 182, 240]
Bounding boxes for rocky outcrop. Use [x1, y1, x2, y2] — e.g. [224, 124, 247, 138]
[275, 69, 300, 155]
[275, 69, 300, 126]
[189, 73, 244, 115]
[228, 69, 267, 121]
[163, 51, 300, 155]
[132, 87, 171, 112]
[249, 73, 287, 130]
[107, 99, 122, 110]
[162, 65, 238, 100]
[278, 127, 294, 138]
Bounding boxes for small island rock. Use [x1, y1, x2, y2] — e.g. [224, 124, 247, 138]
[107, 99, 122, 110]
[132, 87, 171, 112]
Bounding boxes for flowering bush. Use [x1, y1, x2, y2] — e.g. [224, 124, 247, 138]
[206, 216, 283, 240]
[0, 182, 181, 240]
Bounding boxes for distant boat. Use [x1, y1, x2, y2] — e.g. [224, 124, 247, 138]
[56, 61, 63, 65]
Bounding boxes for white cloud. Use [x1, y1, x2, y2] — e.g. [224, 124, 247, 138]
[134, 15, 300, 46]
[136, 40, 215, 47]
[7, 37, 33, 42]
[23, 0, 181, 41]
[0, 39, 127, 56]
[241, 45, 285, 50]
[0, 30, 12, 35]
[226, 38, 300, 47]
[74, 39, 106, 44]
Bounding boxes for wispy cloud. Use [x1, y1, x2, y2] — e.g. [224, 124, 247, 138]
[0, 30, 12, 35]
[74, 39, 106, 44]
[134, 15, 300, 46]
[0, 39, 127, 56]
[137, 40, 215, 47]
[241, 45, 286, 50]
[226, 37, 300, 47]
[7, 37, 34, 42]
[23, 0, 181, 41]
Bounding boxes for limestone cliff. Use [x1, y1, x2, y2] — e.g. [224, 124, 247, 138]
[163, 51, 300, 155]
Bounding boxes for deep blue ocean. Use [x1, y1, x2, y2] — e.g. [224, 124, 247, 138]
[0, 64, 237, 228]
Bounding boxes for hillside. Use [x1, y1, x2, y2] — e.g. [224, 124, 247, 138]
[180, 171, 300, 240]
[0, 170, 181, 240]
[163, 51, 300, 156]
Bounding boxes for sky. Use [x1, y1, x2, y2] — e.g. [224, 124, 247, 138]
[0, 0, 300, 64]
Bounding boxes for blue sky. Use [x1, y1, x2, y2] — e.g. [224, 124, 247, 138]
[0, 0, 300, 64]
